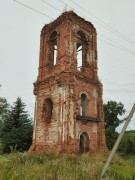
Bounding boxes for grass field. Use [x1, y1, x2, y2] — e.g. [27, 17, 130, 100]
[0, 152, 135, 180]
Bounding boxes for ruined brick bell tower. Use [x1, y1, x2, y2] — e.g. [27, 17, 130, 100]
[30, 11, 106, 153]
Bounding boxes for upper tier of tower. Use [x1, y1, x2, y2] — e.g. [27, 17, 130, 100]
[37, 11, 98, 82]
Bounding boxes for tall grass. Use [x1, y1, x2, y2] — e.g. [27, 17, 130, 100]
[0, 152, 135, 180]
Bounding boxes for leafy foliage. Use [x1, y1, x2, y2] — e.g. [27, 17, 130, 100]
[105, 126, 119, 150]
[104, 101, 125, 130]
[0, 97, 10, 138]
[0, 97, 9, 115]
[118, 130, 135, 155]
[104, 101, 126, 149]
[1, 97, 33, 153]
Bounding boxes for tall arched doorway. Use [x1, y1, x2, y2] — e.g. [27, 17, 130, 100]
[79, 132, 89, 153]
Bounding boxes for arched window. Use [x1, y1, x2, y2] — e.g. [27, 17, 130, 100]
[54, 45, 57, 65]
[76, 31, 87, 71]
[43, 98, 53, 122]
[77, 43, 82, 71]
[50, 31, 57, 66]
[80, 93, 87, 116]
[79, 132, 89, 153]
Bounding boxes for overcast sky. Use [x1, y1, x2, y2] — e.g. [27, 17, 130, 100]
[0, 0, 135, 131]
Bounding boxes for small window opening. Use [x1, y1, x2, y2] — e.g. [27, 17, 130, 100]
[43, 98, 53, 122]
[77, 43, 82, 71]
[54, 45, 57, 65]
[80, 93, 87, 116]
[76, 31, 88, 71]
[50, 31, 57, 66]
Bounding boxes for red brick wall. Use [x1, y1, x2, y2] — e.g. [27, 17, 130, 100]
[29, 11, 106, 154]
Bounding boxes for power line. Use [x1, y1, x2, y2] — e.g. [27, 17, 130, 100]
[12, 0, 135, 55]
[41, 0, 135, 55]
[99, 34, 135, 55]
[49, 0, 89, 21]
[98, 38, 135, 55]
[62, 0, 123, 43]
[12, 0, 53, 20]
[41, 0, 61, 13]
[68, 0, 135, 46]
[56, 0, 135, 53]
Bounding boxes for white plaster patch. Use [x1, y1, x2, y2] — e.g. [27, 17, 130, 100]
[93, 123, 97, 133]
[76, 123, 80, 139]
[93, 88, 98, 114]
[69, 40, 74, 55]
[93, 88, 98, 98]
[47, 123, 58, 143]
[69, 100, 74, 139]
[36, 128, 44, 142]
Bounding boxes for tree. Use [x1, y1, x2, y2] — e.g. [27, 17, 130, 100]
[2, 97, 33, 153]
[118, 130, 135, 155]
[104, 101, 125, 149]
[0, 97, 10, 138]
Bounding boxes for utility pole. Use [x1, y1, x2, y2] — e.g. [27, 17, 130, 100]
[101, 103, 135, 179]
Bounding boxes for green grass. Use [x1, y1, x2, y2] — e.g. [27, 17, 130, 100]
[0, 152, 135, 180]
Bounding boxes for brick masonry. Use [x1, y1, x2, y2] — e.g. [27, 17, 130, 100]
[29, 11, 106, 153]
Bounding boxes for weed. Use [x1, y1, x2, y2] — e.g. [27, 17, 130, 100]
[0, 153, 134, 180]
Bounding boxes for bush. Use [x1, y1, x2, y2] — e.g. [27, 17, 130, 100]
[118, 130, 135, 155]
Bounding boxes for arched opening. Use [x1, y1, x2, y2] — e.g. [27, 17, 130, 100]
[80, 93, 87, 116]
[79, 132, 89, 153]
[77, 43, 82, 71]
[43, 98, 53, 122]
[50, 31, 57, 66]
[76, 31, 87, 71]
[54, 45, 57, 65]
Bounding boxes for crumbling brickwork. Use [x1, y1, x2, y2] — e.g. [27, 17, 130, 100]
[30, 11, 106, 153]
